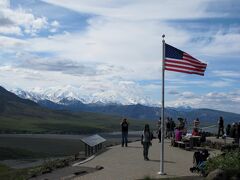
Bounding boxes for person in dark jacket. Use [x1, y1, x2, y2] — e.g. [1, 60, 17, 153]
[157, 117, 161, 143]
[190, 149, 209, 175]
[230, 123, 236, 138]
[217, 116, 224, 138]
[170, 118, 176, 138]
[166, 117, 171, 138]
[141, 124, 153, 160]
[226, 124, 231, 137]
[121, 118, 129, 147]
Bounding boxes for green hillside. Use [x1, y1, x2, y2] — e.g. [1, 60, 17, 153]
[0, 111, 152, 134]
[0, 86, 152, 134]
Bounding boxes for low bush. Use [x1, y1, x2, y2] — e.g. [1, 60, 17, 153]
[205, 150, 240, 176]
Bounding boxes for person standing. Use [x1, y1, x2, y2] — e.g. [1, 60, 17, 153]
[194, 118, 200, 129]
[217, 116, 224, 138]
[121, 118, 129, 147]
[230, 123, 236, 138]
[226, 124, 231, 137]
[157, 117, 161, 143]
[166, 117, 171, 138]
[141, 124, 153, 160]
[170, 118, 176, 138]
[178, 117, 185, 130]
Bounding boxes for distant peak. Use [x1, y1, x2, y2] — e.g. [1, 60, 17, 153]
[10, 85, 159, 106]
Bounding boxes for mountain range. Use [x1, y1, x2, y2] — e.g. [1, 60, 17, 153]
[0, 86, 150, 134]
[11, 85, 156, 106]
[10, 86, 240, 125]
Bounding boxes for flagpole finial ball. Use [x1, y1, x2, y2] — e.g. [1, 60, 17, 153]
[162, 34, 165, 38]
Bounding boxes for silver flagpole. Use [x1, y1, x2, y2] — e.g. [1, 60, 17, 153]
[158, 34, 166, 175]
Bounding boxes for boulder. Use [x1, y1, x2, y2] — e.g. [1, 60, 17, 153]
[95, 165, 104, 170]
[206, 169, 227, 180]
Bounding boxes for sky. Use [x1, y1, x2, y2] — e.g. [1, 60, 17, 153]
[0, 0, 239, 113]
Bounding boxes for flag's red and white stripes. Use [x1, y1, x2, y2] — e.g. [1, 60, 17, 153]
[164, 53, 207, 76]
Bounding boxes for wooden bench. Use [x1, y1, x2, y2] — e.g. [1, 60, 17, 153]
[172, 139, 190, 149]
[189, 136, 201, 148]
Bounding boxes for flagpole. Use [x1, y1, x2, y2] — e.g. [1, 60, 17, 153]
[158, 34, 166, 175]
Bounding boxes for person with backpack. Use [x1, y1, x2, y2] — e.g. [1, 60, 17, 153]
[141, 124, 153, 161]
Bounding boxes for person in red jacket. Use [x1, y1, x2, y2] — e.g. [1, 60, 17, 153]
[192, 128, 200, 136]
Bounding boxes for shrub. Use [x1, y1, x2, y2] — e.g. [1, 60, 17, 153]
[205, 150, 240, 174]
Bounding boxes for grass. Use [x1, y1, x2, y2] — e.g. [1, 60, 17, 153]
[0, 164, 10, 173]
[0, 136, 85, 159]
[0, 110, 151, 159]
[0, 163, 30, 180]
[0, 110, 154, 134]
[0, 147, 46, 160]
[0, 157, 75, 180]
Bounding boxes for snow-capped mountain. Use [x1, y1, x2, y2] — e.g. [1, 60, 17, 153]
[167, 106, 194, 112]
[10, 85, 158, 106]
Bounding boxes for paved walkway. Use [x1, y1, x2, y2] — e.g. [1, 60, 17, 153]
[74, 139, 219, 180]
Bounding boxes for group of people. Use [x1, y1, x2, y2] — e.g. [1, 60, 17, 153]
[217, 116, 240, 144]
[164, 117, 196, 142]
[226, 122, 240, 143]
[121, 116, 200, 161]
[157, 117, 178, 142]
[165, 117, 176, 138]
[120, 116, 240, 161]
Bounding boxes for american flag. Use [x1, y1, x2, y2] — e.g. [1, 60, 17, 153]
[164, 43, 207, 76]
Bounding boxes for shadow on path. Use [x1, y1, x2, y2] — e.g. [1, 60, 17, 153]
[126, 146, 142, 149]
[149, 159, 176, 164]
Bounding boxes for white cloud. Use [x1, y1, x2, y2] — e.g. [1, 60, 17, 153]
[51, 20, 59, 27]
[168, 90, 180, 95]
[180, 92, 197, 98]
[0, 35, 26, 48]
[0, 0, 239, 113]
[167, 90, 240, 113]
[40, 0, 240, 59]
[2, 0, 238, 80]
[19, 0, 238, 83]
[50, 20, 60, 33]
[0, 0, 51, 36]
[213, 70, 240, 78]
[24, 17, 190, 82]
[0, 0, 9, 8]
[0, 26, 22, 35]
[210, 81, 232, 88]
[1, 64, 239, 113]
[42, 0, 220, 20]
[0, 65, 156, 105]
[200, 30, 240, 56]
